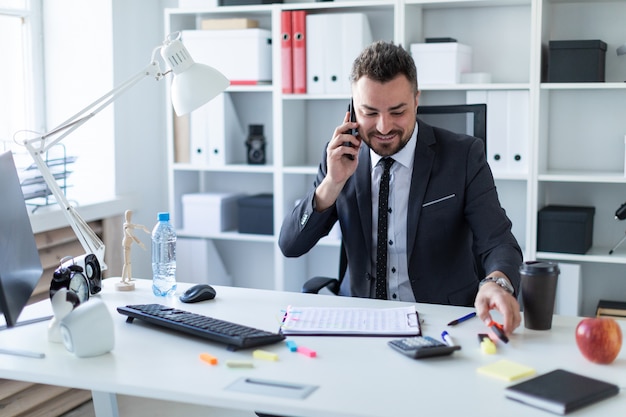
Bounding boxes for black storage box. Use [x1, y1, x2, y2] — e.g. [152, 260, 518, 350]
[237, 194, 273, 235]
[537, 205, 595, 254]
[548, 40, 607, 82]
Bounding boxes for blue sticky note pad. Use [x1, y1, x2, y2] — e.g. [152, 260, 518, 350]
[286, 340, 298, 352]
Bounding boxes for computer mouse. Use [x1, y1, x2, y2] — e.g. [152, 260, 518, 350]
[179, 284, 217, 303]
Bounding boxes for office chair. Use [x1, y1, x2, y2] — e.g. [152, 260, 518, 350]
[301, 241, 348, 294]
[300, 104, 487, 295]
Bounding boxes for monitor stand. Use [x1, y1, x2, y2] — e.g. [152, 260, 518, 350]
[0, 314, 53, 331]
[0, 314, 52, 358]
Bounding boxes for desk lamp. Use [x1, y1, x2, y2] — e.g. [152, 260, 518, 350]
[21, 31, 229, 279]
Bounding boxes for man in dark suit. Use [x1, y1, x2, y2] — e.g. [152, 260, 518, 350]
[279, 41, 523, 335]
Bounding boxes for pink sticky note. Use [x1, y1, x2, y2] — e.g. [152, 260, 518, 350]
[297, 346, 317, 358]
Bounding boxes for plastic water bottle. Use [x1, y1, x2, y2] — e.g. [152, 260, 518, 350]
[151, 212, 177, 296]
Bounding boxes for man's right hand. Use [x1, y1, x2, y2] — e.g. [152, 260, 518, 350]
[314, 112, 361, 212]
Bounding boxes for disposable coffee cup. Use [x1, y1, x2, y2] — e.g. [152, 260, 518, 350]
[520, 261, 560, 330]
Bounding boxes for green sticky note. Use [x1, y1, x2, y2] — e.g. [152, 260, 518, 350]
[477, 359, 536, 382]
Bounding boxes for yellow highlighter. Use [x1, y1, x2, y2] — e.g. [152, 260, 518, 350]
[478, 334, 497, 354]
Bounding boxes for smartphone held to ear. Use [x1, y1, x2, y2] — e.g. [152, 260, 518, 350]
[343, 100, 358, 160]
[347, 100, 358, 136]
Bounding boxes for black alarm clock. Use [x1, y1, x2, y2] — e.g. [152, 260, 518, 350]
[62, 254, 102, 295]
[50, 257, 90, 304]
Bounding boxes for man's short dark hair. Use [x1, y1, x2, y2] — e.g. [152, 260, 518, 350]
[350, 41, 418, 93]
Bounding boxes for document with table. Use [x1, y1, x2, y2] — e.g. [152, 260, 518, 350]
[0, 278, 624, 417]
[280, 305, 421, 336]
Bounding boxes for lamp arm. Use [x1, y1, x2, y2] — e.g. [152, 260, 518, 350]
[26, 150, 108, 269]
[27, 61, 160, 154]
[22, 60, 162, 271]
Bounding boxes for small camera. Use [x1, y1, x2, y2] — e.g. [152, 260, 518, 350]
[246, 124, 266, 165]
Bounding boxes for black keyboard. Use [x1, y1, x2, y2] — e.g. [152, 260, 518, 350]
[117, 304, 285, 350]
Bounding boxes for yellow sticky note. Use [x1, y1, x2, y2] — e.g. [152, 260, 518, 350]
[253, 349, 279, 361]
[477, 359, 536, 382]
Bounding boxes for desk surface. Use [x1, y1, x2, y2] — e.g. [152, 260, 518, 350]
[1, 278, 624, 417]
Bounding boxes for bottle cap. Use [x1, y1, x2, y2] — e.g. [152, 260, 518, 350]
[157, 212, 170, 222]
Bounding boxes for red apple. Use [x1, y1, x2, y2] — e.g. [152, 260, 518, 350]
[575, 317, 623, 364]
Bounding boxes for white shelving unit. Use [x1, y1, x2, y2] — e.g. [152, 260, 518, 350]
[535, 0, 626, 315]
[164, 0, 626, 315]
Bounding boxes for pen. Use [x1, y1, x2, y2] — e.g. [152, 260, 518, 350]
[447, 311, 476, 326]
[441, 331, 455, 346]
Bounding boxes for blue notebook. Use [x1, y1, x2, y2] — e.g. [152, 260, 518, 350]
[505, 369, 619, 415]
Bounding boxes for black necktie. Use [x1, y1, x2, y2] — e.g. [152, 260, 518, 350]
[375, 158, 394, 300]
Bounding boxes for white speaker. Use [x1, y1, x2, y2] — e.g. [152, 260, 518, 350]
[48, 289, 80, 343]
[60, 299, 115, 357]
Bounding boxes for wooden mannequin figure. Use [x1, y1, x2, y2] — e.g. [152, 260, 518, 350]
[116, 210, 150, 291]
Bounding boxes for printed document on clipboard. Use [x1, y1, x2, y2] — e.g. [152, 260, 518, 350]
[280, 305, 421, 336]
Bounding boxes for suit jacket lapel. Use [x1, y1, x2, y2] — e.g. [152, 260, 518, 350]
[407, 120, 436, 258]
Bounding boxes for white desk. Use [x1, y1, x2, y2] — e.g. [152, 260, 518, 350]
[0, 278, 624, 417]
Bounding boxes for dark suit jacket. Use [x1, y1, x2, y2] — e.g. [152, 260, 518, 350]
[279, 119, 522, 306]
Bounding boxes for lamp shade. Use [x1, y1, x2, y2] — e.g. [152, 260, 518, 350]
[161, 37, 230, 116]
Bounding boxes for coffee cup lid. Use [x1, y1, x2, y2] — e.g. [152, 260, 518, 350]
[519, 261, 560, 275]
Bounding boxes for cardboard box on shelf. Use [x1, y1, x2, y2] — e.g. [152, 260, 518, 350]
[410, 42, 472, 84]
[182, 192, 243, 235]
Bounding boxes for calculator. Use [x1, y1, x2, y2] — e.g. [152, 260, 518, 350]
[388, 336, 461, 359]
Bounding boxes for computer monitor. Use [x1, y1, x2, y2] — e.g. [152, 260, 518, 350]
[0, 151, 43, 328]
[417, 103, 487, 154]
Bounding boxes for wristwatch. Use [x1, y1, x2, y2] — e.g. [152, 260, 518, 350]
[479, 276, 514, 295]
